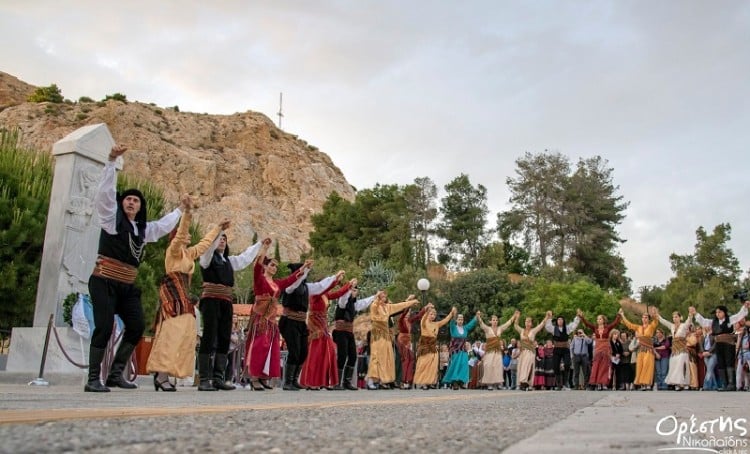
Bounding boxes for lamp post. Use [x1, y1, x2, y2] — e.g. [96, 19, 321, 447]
[417, 278, 430, 307]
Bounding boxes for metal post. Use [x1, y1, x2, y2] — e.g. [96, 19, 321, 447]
[28, 314, 53, 386]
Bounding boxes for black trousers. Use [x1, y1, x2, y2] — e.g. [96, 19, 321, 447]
[278, 316, 308, 366]
[333, 329, 356, 370]
[553, 347, 571, 372]
[88, 275, 145, 349]
[199, 298, 233, 355]
[715, 342, 736, 370]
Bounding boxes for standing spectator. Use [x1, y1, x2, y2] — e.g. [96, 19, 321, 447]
[509, 341, 520, 390]
[609, 329, 624, 390]
[618, 331, 634, 390]
[502, 346, 512, 389]
[570, 329, 592, 390]
[653, 328, 671, 391]
[701, 326, 718, 390]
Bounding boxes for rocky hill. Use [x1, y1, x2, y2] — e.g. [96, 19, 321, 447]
[0, 71, 356, 259]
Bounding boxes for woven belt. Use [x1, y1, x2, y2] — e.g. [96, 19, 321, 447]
[371, 321, 390, 342]
[334, 320, 353, 332]
[671, 337, 687, 354]
[282, 308, 307, 323]
[417, 336, 437, 357]
[554, 341, 570, 349]
[485, 337, 501, 353]
[92, 255, 137, 284]
[715, 333, 736, 345]
[201, 282, 233, 302]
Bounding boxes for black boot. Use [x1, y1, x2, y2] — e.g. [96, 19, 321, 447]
[84, 347, 110, 392]
[332, 368, 345, 390]
[726, 368, 737, 391]
[198, 353, 217, 391]
[343, 365, 358, 390]
[292, 365, 304, 390]
[212, 354, 235, 390]
[283, 364, 299, 391]
[105, 343, 137, 389]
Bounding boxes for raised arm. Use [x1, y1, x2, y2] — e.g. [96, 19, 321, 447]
[605, 313, 622, 331]
[531, 312, 552, 337]
[96, 149, 121, 235]
[729, 304, 749, 325]
[167, 205, 192, 259]
[326, 278, 352, 300]
[566, 316, 581, 332]
[464, 315, 479, 333]
[437, 309, 456, 328]
[658, 314, 674, 332]
[387, 296, 419, 316]
[544, 317, 555, 334]
[578, 311, 597, 331]
[145, 207, 182, 243]
[618, 310, 638, 331]
[227, 240, 264, 272]
[498, 314, 515, 334]
[198, 230, 222, 269]
[307, 270, 342, 296]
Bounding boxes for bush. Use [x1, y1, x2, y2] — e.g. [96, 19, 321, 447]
[27, 84, 64, 103]
[103, 93, 127, 103]
[0, 129, 53, 329]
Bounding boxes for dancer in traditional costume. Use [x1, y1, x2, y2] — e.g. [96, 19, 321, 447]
[147, 196, 223, 391]
[298, 273, 352, 390]
[442, 312, 480, 390]
[279, 264, 342, 390]
[197, 226, 263, 391]
[478, 312, 517, 390]
[579, 309, 622, 390]
[619, 308, 659, 390]
[332, 286, 378, 390]
[658, 310, 693, 391]
[691, 301, 749, 391]
[395, 304, 428, 389]
[243, 240, 309, 390]
[85, 145, 184, 392]
[514, 311, 552, 390]
[366, 292, 420, 389]
[414, 305, 456, 389]
[544, 312, 580, 390]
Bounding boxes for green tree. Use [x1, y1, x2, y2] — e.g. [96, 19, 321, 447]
[437, 174, 489, 269]
[27, 84, 64, 103]
[404, 177, 438, 269]
[104, 93, 128, 103]
[0, 129, 52, 329]
[661, 224, 742, 315]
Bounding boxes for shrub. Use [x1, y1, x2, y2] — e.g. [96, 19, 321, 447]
[103, 93, 127, 103]
[27, 84, 64, 103]
[78, 96, 94, 103]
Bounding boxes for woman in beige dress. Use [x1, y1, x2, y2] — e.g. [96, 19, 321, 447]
[414, 305, 456, 389]
[478, 311, 518, 390]
[514, 310, 552, 390]
[367, 292, 420, 389]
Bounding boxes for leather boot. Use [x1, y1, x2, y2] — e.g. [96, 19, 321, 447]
[725, 368, 737, 391]
[84, 347, 110, 392]
[292, 365, 304, 390]
[105, 342, 137, 389]
[198, 353, 217, 391]
[332, 368, 346, 390]
[212, 354, 235, 390]
[343, 365, 358, 390]
[283, 364, 299, 391]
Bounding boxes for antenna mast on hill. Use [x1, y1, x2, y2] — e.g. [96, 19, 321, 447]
[277, 92, 284, 129]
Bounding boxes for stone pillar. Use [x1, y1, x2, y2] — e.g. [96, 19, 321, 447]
[7, 123, 119, 373]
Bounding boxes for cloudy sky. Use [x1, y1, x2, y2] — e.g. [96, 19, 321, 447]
[2, 1, 749, 293]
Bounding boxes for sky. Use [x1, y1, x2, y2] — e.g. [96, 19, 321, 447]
[1, 1, 749, 294]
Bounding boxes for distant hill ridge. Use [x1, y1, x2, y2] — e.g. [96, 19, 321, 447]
[0, 70, 356, 259]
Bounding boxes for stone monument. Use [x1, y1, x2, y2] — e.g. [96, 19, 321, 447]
[7, 123, 119, 373]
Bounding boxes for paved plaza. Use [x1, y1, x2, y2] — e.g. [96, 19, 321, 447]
[0, 374, 748, 453]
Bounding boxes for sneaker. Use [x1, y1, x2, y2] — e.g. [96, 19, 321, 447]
[562, 386, 571, 391]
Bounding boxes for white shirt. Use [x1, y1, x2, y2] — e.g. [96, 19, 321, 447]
[198, 232, 262, 272]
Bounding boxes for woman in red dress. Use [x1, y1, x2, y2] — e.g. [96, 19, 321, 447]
[244, 239, 309, 390]
[299, 274, 352, 390]
[395, 304, 428, 389]
[579, 308, 621, 390]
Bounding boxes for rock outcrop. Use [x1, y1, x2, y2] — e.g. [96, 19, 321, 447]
[0, 71, 356, 259]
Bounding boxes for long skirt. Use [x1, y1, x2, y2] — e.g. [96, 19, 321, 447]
[396, 334, 415, 384]
[367, 337, 396, 383]
[244, 318, 281, 379]
[414, 351, 439, 386]
[589, 342, 611, 386]
[146, 313, 197, 378]
[517, 349, 535, 386]
[299, 335, 339, 388]
[665, 352, 689, 386]
[634, 351, 655, 386]
[442, 351, 470, 384]
[480, 351, 504, 385]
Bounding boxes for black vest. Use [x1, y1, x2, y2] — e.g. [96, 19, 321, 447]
[201, 252, 235, 287]
[552, 324, 569, 342]
[97, 210, 145, 267]
[334, 295, 356, 322]
[281, 280, 309, 312]
[713, 317, 733, 335]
